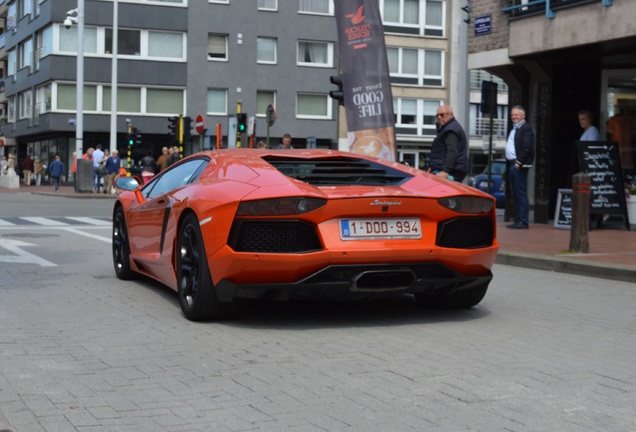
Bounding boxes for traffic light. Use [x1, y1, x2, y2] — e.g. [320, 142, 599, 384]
[330, 75, 345, 106]
[133, 128, 142, 146]
[461, 1, 471, 24]
[237, 113, 247, 133]
[183, 116, 192, 140]
[168, 116, 178, 139]
[127, 128, 134, 146]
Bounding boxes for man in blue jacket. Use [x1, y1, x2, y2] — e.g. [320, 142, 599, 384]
[48, 155, 66, 192]
[429, 105, 468, 182]
[505, 105, 535, 229]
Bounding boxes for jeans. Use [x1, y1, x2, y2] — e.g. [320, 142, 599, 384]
[52, 176, 61, 191]
[94, 167, 102, 191]
[508, 161, 529, 226]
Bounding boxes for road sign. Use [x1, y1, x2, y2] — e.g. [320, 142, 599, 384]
[195, 114, 205, 134]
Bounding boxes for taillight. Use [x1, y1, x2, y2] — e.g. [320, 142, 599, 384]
[237, 197, 327, 216]
[438, 196, 494, 214]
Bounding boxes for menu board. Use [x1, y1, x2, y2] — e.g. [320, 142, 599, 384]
[553, 189, 572, 229]
[576, 141, 629, 229]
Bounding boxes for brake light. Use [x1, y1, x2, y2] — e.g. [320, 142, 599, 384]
[438, 196, 494, 214]
[237, 197, 327, 216]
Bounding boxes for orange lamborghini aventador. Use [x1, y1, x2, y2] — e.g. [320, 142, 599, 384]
[113, 149, 499, 321]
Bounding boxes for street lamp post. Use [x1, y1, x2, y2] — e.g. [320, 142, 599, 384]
[109, 0, 118, 154]
[65, 2, 84, 190]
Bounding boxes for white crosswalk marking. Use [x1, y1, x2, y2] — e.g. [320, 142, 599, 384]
[0, 219, 16, 226]
[65, 217, 112, 226]
[19, 217, 70, 226]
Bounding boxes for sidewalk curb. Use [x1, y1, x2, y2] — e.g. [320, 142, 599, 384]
[31, 191, 118, 199]
[496, 251, 636, 283]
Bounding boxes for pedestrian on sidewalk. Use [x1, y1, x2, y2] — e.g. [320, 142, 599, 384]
[506, 105, 535, 230]
[92, 144, 105, 192]
[21, 154, 34, 186]
[34, 157, 44, 186]
[48, 155, 65, 192]
[429, 105, 469, 182]
[105, 150, 121, 194]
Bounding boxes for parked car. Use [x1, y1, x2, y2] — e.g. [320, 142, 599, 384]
[113, 149, 499, 321]
[468, 159, 506, 208]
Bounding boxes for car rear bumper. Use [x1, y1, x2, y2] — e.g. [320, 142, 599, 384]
[214, 262, 493, 302]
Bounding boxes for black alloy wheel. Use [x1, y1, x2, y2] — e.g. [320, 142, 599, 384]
[112, 207, 135, 280]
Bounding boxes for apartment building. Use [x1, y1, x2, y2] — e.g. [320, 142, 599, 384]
[465, 0, 636, 222]
[1, 0, 460, 182]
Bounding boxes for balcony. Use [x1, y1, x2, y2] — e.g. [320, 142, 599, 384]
[505, 0, 630, 59]
[503, 0, 613, 19]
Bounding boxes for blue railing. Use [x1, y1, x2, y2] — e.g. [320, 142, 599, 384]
[502, 0, 613, 19]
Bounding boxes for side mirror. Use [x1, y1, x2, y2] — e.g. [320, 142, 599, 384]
[115, 176, 140, 191]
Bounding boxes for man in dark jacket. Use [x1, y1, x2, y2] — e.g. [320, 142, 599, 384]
[429, 105, 468, 182]
[48, 155, 65, 192]
[505, 105, 535, 229]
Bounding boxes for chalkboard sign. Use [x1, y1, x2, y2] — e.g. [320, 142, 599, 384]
[554, 188, 572, 229]
[576, 141, 628, 226]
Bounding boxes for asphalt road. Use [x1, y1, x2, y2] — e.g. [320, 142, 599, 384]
[1, 196, 635, 431]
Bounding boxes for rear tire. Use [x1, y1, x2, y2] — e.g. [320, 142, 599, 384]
[415, 282, 488, 310]
[177, 213, 241, 321]
[112, 207, 136, 280]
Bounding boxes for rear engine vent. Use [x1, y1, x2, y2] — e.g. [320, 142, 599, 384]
[229, 220, 322, 253]
[263, 156, 412, 186]
[437, 217, 494, 249]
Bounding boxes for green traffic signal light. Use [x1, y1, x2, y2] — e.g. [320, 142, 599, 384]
[237, 113, 247, 133]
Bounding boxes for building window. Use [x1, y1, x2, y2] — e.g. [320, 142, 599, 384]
[21, 0, 33, 19]
[393, 97, 442, 135]
[57, 84, 98, 112]
[18, 38, 33, 70]
[297, 93, 329, 119]
[387, 47, 443, 87]
[35, 26, 53, 70]
[381, 0, 445, 37]
[257, 37, 277, 64]
[383, 0, 419, 26]
[106, 87, 141, 112]
[59, 26, 98, 54]
[396, 98, 417, 126]
[8, 50, 16, 77]
[387, 47, 418, 83]
[209, 0, 229, 4]
[106, 28, 141, 56]
[257, 91, 276, 116]
[207, 88, 228, 114]
[36, 84, 52, 115]
[423, 50, 442, 86]
[422, 99, 440, 128]
[208, 33, 228, 61]
[19, 90, 33, 120]
[258, 0, 277, 10]
[8, 98, 16, 123]
[148, 31, 184, 59]
[424, 0, 444, 36]
[297, 41, 332, 67]
[299, 0, 332, 15]
[145, 89, 184, 114]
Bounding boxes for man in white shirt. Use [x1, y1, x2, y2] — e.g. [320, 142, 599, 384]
[505, 106, 535, 229]
[92, 144, 105, 192]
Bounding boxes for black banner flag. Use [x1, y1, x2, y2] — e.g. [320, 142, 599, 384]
[334, 0, 397, 162]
